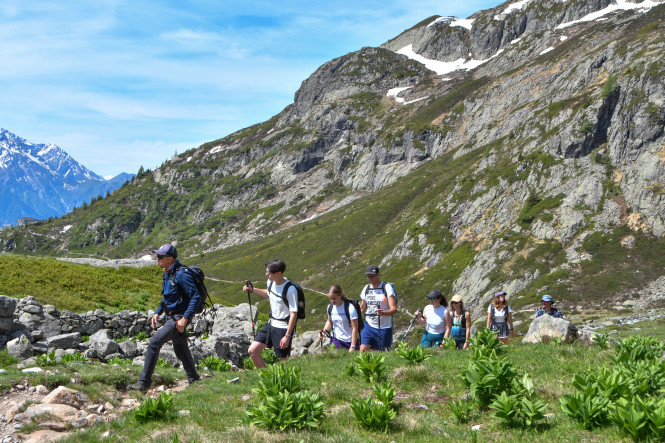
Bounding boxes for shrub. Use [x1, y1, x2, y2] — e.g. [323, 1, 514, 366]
[354, 352, 387, 383]
[395, 342, 432, 365]
[198, 356, 231, 372]
[245, 390, 325, 431]
[132, 391, 176, 423]
[351, 396, 397, 433]
[253, 364, 302, 399]
[449, 399, 473, 424]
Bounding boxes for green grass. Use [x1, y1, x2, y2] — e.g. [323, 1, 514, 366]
[46, 339, 649, 443]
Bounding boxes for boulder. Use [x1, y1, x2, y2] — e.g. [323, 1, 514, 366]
[0, 316, 13, 333]
[42, 386, 90, 409]
[523, 315, 578, 344]
[576, 328, 597, 346]
[0, 295, 18, 318]
[7, 334, 34, 360]
[119, 339, 139, 358]
[88, 329, 120, 357]
[46, 332, 82, 350]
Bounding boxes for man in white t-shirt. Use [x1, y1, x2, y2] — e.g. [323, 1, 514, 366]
[243, 259, 298, 368]
[359, 265, 397, 351]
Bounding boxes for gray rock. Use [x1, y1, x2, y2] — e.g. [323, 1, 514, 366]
[523, 315, 578, 344]
[7, 335, 34, 360]
[46, 332, 81, 350]
[0, 296, 18, 319]
[118, 339, 138, 358]
[576, 328, 597, 347]
[0, 317, 13, 334]
[88, 330, 120, 357]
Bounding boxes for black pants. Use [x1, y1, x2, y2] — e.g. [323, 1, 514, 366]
[139, 316, 199, 386]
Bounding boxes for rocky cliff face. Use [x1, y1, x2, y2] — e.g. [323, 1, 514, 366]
[2, 0, 665, 320]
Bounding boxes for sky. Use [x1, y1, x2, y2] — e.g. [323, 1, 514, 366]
[0, 0, 501, 178]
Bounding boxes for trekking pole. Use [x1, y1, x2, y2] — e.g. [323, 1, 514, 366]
[244, 280, 256, 338]
[377, 303, 382, 351]
[401, 308, 422, 342]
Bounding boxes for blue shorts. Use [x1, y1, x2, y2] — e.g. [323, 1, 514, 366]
[360, 324, 392, 351]
[420, 332, 444, 348]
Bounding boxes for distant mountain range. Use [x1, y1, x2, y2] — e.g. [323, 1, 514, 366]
[0, 128, 134, 226]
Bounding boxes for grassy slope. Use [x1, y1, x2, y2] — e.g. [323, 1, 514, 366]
[27, 341, 638, 443]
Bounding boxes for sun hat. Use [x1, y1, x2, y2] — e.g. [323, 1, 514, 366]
[450, 294, 463, 303]
[541, 294, 553, 302]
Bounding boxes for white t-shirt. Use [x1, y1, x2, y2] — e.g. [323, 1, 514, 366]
[267, 279, 298, 329]
[360, 282, 396, 330]
[488, 304, 512, 323]
[328, 302, 358, 343]
[424, 304, 447, 334]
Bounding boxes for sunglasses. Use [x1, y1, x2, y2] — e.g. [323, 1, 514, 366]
[156, 254, 166, 259]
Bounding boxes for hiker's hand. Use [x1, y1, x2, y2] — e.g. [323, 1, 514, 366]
[377, 308, 383, 316]
[280, 335, 290, 349]
[413, 310, 420, 317]
[151, 314, 159, 329]
[176, 317, 188, 333]
[243, 285, 252, 293]
[463, 340, 470, 350]
[318, 331, 324, 340]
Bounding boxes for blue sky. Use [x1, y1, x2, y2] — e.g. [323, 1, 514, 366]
[0, 0, 501, 178]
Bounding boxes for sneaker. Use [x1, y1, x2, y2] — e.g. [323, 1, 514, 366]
[188, 377, 201, 386]
[126, 382, 149, 392]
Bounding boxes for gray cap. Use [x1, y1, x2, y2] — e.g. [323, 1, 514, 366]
[427, 290, 442, 299]
[151, 243, 177, 258]
[365, 265, 379, 275]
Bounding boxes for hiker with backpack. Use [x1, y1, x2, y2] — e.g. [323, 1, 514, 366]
[319, 285, 360, 352]
[127, 243, 201, 391]
[413, 289, 449, 348]
[445, 294, 471, 349]
[359, 265, 397, 352]
[487, 290, 514, 344]
[243, 259, 298, 368]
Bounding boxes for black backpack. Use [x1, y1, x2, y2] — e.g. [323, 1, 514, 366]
[168, 265, 213, 314]
[268, 280, 306, 320]
[327, 298, 364, 336]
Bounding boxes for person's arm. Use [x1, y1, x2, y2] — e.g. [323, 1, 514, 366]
[379, 295, 397, 317]
[444, 310, 452, 338]
[243, 284, 269, 299]
[464, 311, 471, 349]
[415, 309, 427, 327]
[360, 300, 367, 315]
[178, 270, 202, 333]
[319, 318, 332, 340]
[487, 311, 492, 328]
[508, 310, 514, 338]
[350, 318, 359, 352]
[280, 311, 298, 349]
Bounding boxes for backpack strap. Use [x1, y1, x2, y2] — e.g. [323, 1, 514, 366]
[269, 280, 292, 322]
[490, 304, 495, 321]
[344, 300, 352, 328]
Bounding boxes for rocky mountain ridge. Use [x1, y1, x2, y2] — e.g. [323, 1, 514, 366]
[0, 128, 133, 226]
[1, 0, 665, 322]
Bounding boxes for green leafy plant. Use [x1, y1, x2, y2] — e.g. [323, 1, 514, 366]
[35, 350, 57, 367]
[156, 358, 172, 368]
[354, 352, 387, 383]
[346, 363, 357, 377]
[135, 331, 149, 341]
[61, 352, 88, 363]
[461, 355, 518, 409]
[373, 382, 396, 410]
[560, 391, 610, 430]
[490, 391, 520, 427]
[0, 350, 18, 368]
[107, 356, 132, 365]
[253, 364, 302, 399]
[243, 357, 254, 370]
[441, 336, 457, 351]
[351, 396, 397, 433]
[198, 356, 231, 372]
[520, 397, 547, 427]
[261, 349, 278, 366]
[593, 332, 610, 349]
[132, 391, 175, 423]
[245, 390, 325, 431]
[468, 327, 504, 358]
[396, 342, 432, 365]
[449, 399, 473, 424]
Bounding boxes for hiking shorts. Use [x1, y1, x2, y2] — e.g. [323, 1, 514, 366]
[254, 322, 291, 358]
[330, 336, 351, 349]
[360, 324, 392, 351]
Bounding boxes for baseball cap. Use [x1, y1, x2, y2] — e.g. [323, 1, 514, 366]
[494, 290, 507, 298]
[151, 243, 177, 258]
[427, 289, 442, 299]
[541, 294, 553, 302]
[365, 265, 379, 275]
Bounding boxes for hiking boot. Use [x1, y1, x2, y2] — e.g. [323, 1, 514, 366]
[126, 382, 149, 392]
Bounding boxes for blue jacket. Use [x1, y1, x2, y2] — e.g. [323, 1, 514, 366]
[154, 260, 201, 319]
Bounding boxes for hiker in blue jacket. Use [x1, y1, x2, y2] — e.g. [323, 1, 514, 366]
[128, 243, 201, 392]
